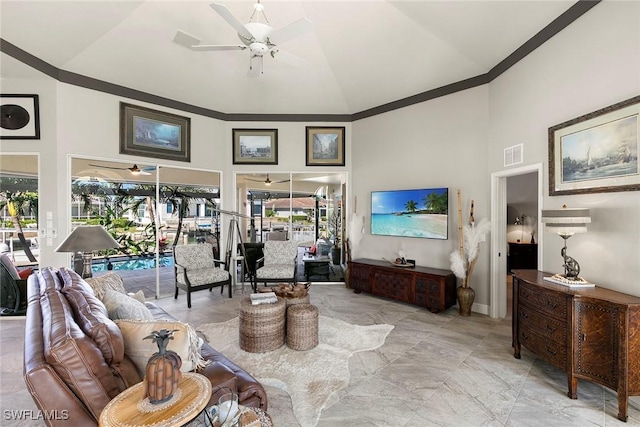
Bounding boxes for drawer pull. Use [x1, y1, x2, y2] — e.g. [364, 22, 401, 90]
[544, 346, 557, 356]
[522, 332, 529, 340]
[521, 290, 530, 298]
[579, 333, 586, 342]
[520, 311, 529, 319]
[545, 323, 557, 333]
[545, 300, 558, 309]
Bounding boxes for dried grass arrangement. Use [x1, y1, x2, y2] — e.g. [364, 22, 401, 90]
[258, 282, 311, 299]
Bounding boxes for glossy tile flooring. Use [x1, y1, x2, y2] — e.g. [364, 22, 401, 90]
[2, 283, 639, 426]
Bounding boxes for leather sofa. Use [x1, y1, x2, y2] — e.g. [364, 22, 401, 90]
[24, 267, 267, 426]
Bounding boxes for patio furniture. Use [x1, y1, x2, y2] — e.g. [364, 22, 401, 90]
[173, 243, 231, 308]
[253, 240, 298, 290]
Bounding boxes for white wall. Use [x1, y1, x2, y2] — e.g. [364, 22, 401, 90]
[488, 1, 640, 295]
[352, 86, 491, 307]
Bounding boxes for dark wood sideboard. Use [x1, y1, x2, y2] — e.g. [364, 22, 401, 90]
[348, 258, 456, 313]
[512, 269, 640, 422]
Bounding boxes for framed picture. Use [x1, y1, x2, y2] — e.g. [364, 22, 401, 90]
[306, 126, 345, 166]
[0, 94, 40, 139]
[120, 102, 190, 162]
[232, 129, 278, 165]
[549, 95, 640, 196]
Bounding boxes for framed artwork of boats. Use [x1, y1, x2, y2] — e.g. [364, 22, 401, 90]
[549, 95, 640, 195]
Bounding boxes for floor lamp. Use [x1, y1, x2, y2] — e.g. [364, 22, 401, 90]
[55, 225, 120, 278]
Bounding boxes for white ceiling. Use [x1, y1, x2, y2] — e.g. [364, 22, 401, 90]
[1, 0, 578, 115]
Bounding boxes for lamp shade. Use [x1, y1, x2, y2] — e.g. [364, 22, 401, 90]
[55, 225, 120, 253]
[541, 208, 590, 237]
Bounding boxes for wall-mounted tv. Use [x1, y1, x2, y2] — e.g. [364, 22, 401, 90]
[371, 187, 448, 239]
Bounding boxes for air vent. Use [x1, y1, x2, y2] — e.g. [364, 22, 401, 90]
[504, 144, 523, 167]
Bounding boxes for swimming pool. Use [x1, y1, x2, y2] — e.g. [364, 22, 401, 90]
[92, 255, 174, 272]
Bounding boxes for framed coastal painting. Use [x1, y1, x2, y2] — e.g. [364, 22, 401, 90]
[548, 95, 640, 195]
[232, 129, 278, 165]
[0, 94, 40, 139]
[306, 126, 345, 166]
[120, 102, 191, 162]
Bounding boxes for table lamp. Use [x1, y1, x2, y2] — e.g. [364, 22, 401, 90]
[55, 225, 120, 278]
[541, 205, 591, 284]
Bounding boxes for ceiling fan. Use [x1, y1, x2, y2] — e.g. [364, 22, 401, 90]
[88, 163, 155, 176]
[245, 174, 289, 186]
[173, 1, 313, 77]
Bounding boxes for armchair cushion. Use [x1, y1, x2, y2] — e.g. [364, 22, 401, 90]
[177, 267, 230, 287]
[263, 240, 298, 265]
[255, 264, 296, 280]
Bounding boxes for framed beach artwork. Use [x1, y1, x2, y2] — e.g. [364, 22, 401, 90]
[232, 129, 278, 165]
[120, 102, 190, 162]
[306, 126, 345, 166]
[549, 95, 640, 196]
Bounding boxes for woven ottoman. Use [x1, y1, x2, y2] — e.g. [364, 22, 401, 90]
[285, 294, 310, 307]
[239, 296, 286, 353]
[286, 303, 319, 351]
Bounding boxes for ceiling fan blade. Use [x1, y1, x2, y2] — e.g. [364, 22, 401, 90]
[246, 178, 265, 183]
[273, 179, 291, 184]
[190, 44, 246, 52]
[88, 163, 127, 171]
[268, 17, 313, 45]
[271, 49, 310, 68]
[210, 3, 254, 41]
[247, 55, 263, 78]
[173, 30, 201, 48]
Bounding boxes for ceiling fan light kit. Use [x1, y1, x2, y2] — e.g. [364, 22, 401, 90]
[174, 1, 313, 77]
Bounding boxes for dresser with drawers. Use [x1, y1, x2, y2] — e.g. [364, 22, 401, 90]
[512, 270, 640, 422]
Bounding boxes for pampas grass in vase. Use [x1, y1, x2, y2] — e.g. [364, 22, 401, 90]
[450, 191, 491, 316]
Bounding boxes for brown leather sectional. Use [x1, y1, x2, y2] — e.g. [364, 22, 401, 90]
[23, 267, 267, 426]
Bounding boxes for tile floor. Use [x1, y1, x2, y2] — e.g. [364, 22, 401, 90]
[1, 282, 639, 426]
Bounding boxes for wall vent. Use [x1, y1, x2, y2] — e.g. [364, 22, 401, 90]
[504, 144, 523, 167]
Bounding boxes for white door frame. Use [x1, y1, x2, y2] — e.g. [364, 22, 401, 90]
[490, 163, 543, 318]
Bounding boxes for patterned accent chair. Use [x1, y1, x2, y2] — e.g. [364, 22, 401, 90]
[173, 243, 231, 308]
[253, 240, 298, 290]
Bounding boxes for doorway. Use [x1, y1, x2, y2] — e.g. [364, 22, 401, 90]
[490, 163, 543, 318]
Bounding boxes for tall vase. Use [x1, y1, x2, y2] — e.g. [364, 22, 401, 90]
[456, 286, 475, 317]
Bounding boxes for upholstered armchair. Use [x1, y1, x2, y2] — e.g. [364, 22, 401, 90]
[253, 240, 298, 290]
[173, 242, 231, 308]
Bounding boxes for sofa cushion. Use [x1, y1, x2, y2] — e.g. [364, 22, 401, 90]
[103, 289, 154, 321]
[39, 270, 126, 420]
[84, 272, 126, 301]
[115, 319, 208, 376]
[58, 268, 125, 366]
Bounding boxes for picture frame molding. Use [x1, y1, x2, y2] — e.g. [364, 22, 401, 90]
[305, 126, 346, 166]
[232, 128, 279, 165]
[548, 95, 640, 196]
[0, 94, 40, 140]
[120, 102, 191, 162]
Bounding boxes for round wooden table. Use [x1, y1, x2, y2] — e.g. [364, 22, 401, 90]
[99, 372, 211, 427]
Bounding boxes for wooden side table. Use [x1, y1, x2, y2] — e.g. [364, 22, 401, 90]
[99, 372, 211, 427]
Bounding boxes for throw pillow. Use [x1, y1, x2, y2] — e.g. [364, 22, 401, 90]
[114, 319, 208, 376]
[18, 267, 32, 279]
[84, 272, 126, 301]
[128, 290, 145, 304]
[102, 289, 154, 321]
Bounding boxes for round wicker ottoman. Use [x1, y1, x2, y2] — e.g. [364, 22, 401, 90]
[285, 294, 310, 307]
[286, 304, 319, 351]
[239, 296, 286, 353]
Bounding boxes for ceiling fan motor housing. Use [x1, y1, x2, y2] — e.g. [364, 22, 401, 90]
[241, 22, 272, 44]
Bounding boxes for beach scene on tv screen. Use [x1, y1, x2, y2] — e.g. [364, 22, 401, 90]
[371, 188, 448, 239]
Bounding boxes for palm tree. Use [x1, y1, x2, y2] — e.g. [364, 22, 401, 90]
[424, 192, 448, 214]
[0, 191, 38, 262]
[405, 200, 418, 213]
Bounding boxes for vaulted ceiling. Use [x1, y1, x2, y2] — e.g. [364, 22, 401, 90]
[1, 1, 585, 117]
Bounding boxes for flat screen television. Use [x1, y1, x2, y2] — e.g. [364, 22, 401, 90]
[371, 187, 448, 239]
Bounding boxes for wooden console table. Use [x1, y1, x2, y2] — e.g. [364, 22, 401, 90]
[512, 269, 640, 422]
[348, 258, 456, 313]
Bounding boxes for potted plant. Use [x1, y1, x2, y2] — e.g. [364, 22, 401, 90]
[449, 193, 490, 316]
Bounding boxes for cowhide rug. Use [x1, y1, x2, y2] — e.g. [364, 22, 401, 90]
[197, 316, 393, 426]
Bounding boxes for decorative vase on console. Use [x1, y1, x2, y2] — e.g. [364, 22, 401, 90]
[143, 329, 182, 404]
[449, 192, 491, 317]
